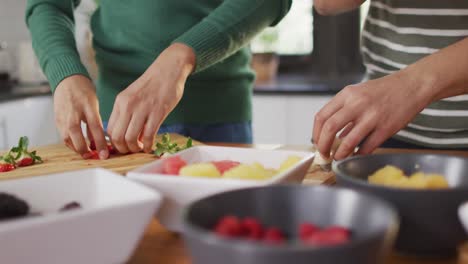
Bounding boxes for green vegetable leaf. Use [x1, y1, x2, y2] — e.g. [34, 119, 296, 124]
[153, 133, 193, 157]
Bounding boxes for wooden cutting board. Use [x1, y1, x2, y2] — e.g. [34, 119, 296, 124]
[0, 134, 334, 184]
[0, 134, 200, 181]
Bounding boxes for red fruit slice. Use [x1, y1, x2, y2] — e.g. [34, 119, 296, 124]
[89, 141, 97, 151]
[90, 140, 117, 155]
[241, 217, 264, 240]
[162, 156, 187, 175]
[299, 222, 320, 241]
[305, 226, 350, 246]
[263, 227, 285, 244]
[0, 164, 15, 172]
[212, 160, 241, 174]
[214, 215, 243, 238]
[107, 144, 117, 155]
[17, 157, 34, 167]
[88, 150, 100, 160]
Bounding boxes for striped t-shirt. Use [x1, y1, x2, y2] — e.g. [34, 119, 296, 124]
[362, 0, 468, 148]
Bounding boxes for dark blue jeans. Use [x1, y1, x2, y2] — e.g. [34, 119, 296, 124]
[103, 122, 253, 144]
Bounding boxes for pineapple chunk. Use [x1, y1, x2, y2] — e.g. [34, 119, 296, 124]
[279, 155, 302, 172]
[368, 165, 405, 185]
[223, 163, 271, 180]
[179, 163, 221, 178]
[425, 174, 449, 189]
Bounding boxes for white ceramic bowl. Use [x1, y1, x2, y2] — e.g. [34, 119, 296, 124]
[459, 201, 468, 234]
[0, 168, 162, 264]
[127, 146, 315, 232]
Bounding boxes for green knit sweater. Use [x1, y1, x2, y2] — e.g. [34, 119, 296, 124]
[25, 0, 291, 124]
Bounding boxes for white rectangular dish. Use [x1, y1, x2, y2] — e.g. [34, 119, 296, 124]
[0, 168, 162, 264]
[127, 146, 314, 232]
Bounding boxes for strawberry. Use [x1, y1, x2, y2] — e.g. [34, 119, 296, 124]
[241, 217, 264, 240]
[263, 227, 286, 244]
[90, 141, 117, 155]
[107, 144, 117, 155]
[17, 157, 33, 167]
[214, 215, 243, 238]
[88, 150, 100, 160]
[0, 163, 15, 172]
[9, 137, 42, 167]
[89, 140, 97, 151]
[299, 222, 320, 241]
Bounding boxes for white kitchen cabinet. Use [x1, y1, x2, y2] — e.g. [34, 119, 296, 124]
[252, 94, 333, 145]
[0, 96, 60, 149]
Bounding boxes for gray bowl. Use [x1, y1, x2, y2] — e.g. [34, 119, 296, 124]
[334, 154, 468, 257]
[182, 185, 398, 264]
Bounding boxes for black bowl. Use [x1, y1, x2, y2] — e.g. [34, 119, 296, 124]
[334, 153, 468, 257]
[182, 185, 398, 264]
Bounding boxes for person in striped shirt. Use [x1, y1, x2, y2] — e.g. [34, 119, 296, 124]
[312, 0, 468, 160]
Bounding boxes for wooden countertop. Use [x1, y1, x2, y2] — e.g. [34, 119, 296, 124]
[126, 144, 468, 264]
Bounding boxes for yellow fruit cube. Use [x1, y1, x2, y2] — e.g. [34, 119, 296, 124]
[368, 165, 405, 185]
[425, 174, 449, 189]
[223, 164, 271, 180]
[179, 163, 221, 178]
[279, 155, 302, 172]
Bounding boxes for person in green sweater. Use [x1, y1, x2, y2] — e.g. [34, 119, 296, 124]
[26, 0, 291, 160]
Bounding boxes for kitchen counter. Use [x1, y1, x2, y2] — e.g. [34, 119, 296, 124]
[128, 144, 468, 264]
[0, 84, 51, 102]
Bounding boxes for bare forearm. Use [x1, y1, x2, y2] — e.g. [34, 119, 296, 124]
[314, 0, 366, 15]
[403, 37, 468, 104]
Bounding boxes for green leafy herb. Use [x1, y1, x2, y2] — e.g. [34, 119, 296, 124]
[153, 133, 193, 157]
[5, 136, 43, 165]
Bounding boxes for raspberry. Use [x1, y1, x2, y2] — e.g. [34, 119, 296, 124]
[214, 215, 243, 238]
[241, 217, 264, 240]
[299, 222, 320, 241]
[263, 227, 285, 244]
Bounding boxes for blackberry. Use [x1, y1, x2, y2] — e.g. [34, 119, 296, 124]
[0, 192, 29, 220]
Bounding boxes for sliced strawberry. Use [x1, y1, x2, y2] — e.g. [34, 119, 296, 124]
[212, 160, 241, 174]
[214, 215, 243, 238]
[0, 163, 15, 172]
[17, 157, 34, 167]
[89, 140, 97, 151]
[90, 140, 117, 155]
[263, 227, 286, 244]
[299, 222, 320, 241]
[88, 151, 100, 160]
[162, 156, 187, 175]
[107, 144, 117, 155]
[241, 217, 264, 240]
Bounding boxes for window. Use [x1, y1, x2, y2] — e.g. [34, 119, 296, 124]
[251, 1, 313, 55]
[252, 1, 369, 91]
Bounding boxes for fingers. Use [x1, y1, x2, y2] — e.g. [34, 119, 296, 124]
[68, 123, 91, 158]
[108, 108, 131, 154]
[316, 107, 356, 159]
[357, 127, 391, 155]
[334, 115, 376, 160]
[141, 114, 162, 153]
[85, 111, 109, 160]
[312, 95, 344, 144]
[125, 115, 145, 153]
